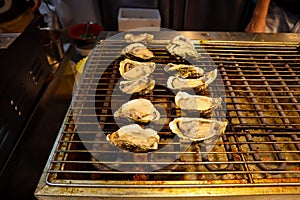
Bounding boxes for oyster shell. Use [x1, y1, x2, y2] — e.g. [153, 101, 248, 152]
[169, 117, 227, 141]
[114, 98, 160, 123]
[167, 69, 217, 90]
[121, 43, 154, 60]
[164, 63, 204, 78]
[175, 91, 222, 114]
[171, 35, 194, 47]
[124, 33, 154, 43]
[107, 124, 160, 152]
[119, 76, 155, 94]
[119, 58, 156, 80]
[166, 35, 200, 59]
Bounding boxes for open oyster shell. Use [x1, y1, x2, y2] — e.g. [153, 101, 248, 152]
[121, 43, 154, 60]
[169, 117, 227, 141]
[167, 69, 217, 90]
[107, 124, 160, 152]
[119, 76, 155, 94]
[164, 63, 204, 78]
[175, 91, 222, 114]
[119, 58, 156, 80]
[166, 35, 200, 59]
[124, 33, 154, 44]
[114, 98, 160, 123]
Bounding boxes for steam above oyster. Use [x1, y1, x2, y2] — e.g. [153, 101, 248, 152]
[119, 58, 156, 80]
[164, 63, 204, 78]
[169, 117, 227, 141]
[167, 69, 218, 90]
[166, 35, 200, 59]
[175, 91, 222, 114]
[114, 98, 160, 123]
[119, 76, 155, 94]
[124, 33, 154, 44]
[121, 43, 154, 60]
[107, 124, 160, 152]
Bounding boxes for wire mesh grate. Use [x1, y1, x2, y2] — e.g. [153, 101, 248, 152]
[46, 38, 300, 187]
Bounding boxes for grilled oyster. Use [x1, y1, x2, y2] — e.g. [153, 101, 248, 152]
[107, 124, 160, 152]
[169, 117, 227, 141]
[167, 69, 217, 90]
[119, 76, 155, 94]
[119, 58, 156, 80]
[166, 35, 200, 59]
[114, 98, 160, 123]
[121, 43, 154, 60]
[164, 63, 204, 78]
[175, 91, 222, 114]
[124, 33, 154, 43]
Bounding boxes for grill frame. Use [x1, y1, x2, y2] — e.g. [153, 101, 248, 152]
[36, 31, 300, 199]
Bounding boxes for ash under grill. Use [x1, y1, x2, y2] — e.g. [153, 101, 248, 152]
[36, 34, 300, 198]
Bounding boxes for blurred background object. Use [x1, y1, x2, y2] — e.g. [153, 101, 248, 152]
[40, 27, 64, 66]
[0, 0, 41, 33]
[68, 22, 104, 56]
[40, 0, 102, 30]
[118, 8, 161, 31]
[245, 0, 300, 33]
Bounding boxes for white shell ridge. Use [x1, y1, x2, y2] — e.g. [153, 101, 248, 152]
[175, 91, 222, 114]
[121, 43, 154, 60]
[114, 98, 160, 123]
[169, 117, 227, 141]
[107, 124, 160, 151]
[119, 58, 156, 80]
[124, 33, 154, 43]
[166, 35, 200, 59]
[167, 69, 218, 90]
[119, 76, 155, 94]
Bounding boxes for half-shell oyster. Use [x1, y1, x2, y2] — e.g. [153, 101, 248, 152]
[119, 76, 155, 94]
[175, 91, 222, 114]
[166, 35, 200, 59]
[119, 58, 156, 80]
[169, 117, 227, 141]
[167, 69, 217, 90]
[114, 98, 160, 123]
[164, 63, 204, 78]
[107, 124, 160, 152]
[121, 43, 154, 60]
[124, 33, 154, 44]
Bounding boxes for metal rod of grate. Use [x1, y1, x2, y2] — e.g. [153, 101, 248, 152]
[46, 39, 300, 187]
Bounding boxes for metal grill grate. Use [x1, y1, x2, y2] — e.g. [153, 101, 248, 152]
[45, 38, 300, 188]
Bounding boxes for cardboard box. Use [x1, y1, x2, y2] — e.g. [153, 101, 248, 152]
[118, 8, 161, 31]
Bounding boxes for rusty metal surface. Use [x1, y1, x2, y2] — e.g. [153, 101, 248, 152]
[35, 31, 300, 199]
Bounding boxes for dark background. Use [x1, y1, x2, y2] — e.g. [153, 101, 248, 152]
[98, 0, 254, 31]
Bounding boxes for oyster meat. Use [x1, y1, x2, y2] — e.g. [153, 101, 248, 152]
[119, 58, 156, 80]
[169, 117, 227, 141]
[164, 63, 204, 78]
[114, 98, 160, 123]
[167, 69, 217, 90]
[166, 35, 200, 59]
[121, 43, 154, 60]
[119, 76, 155, 94]
[107, 124, 160, 152]
[124, 33, 154, 43]
[175, 91, 222, 114]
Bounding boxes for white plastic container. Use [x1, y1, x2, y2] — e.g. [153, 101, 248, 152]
[118, 8, 161, 31]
